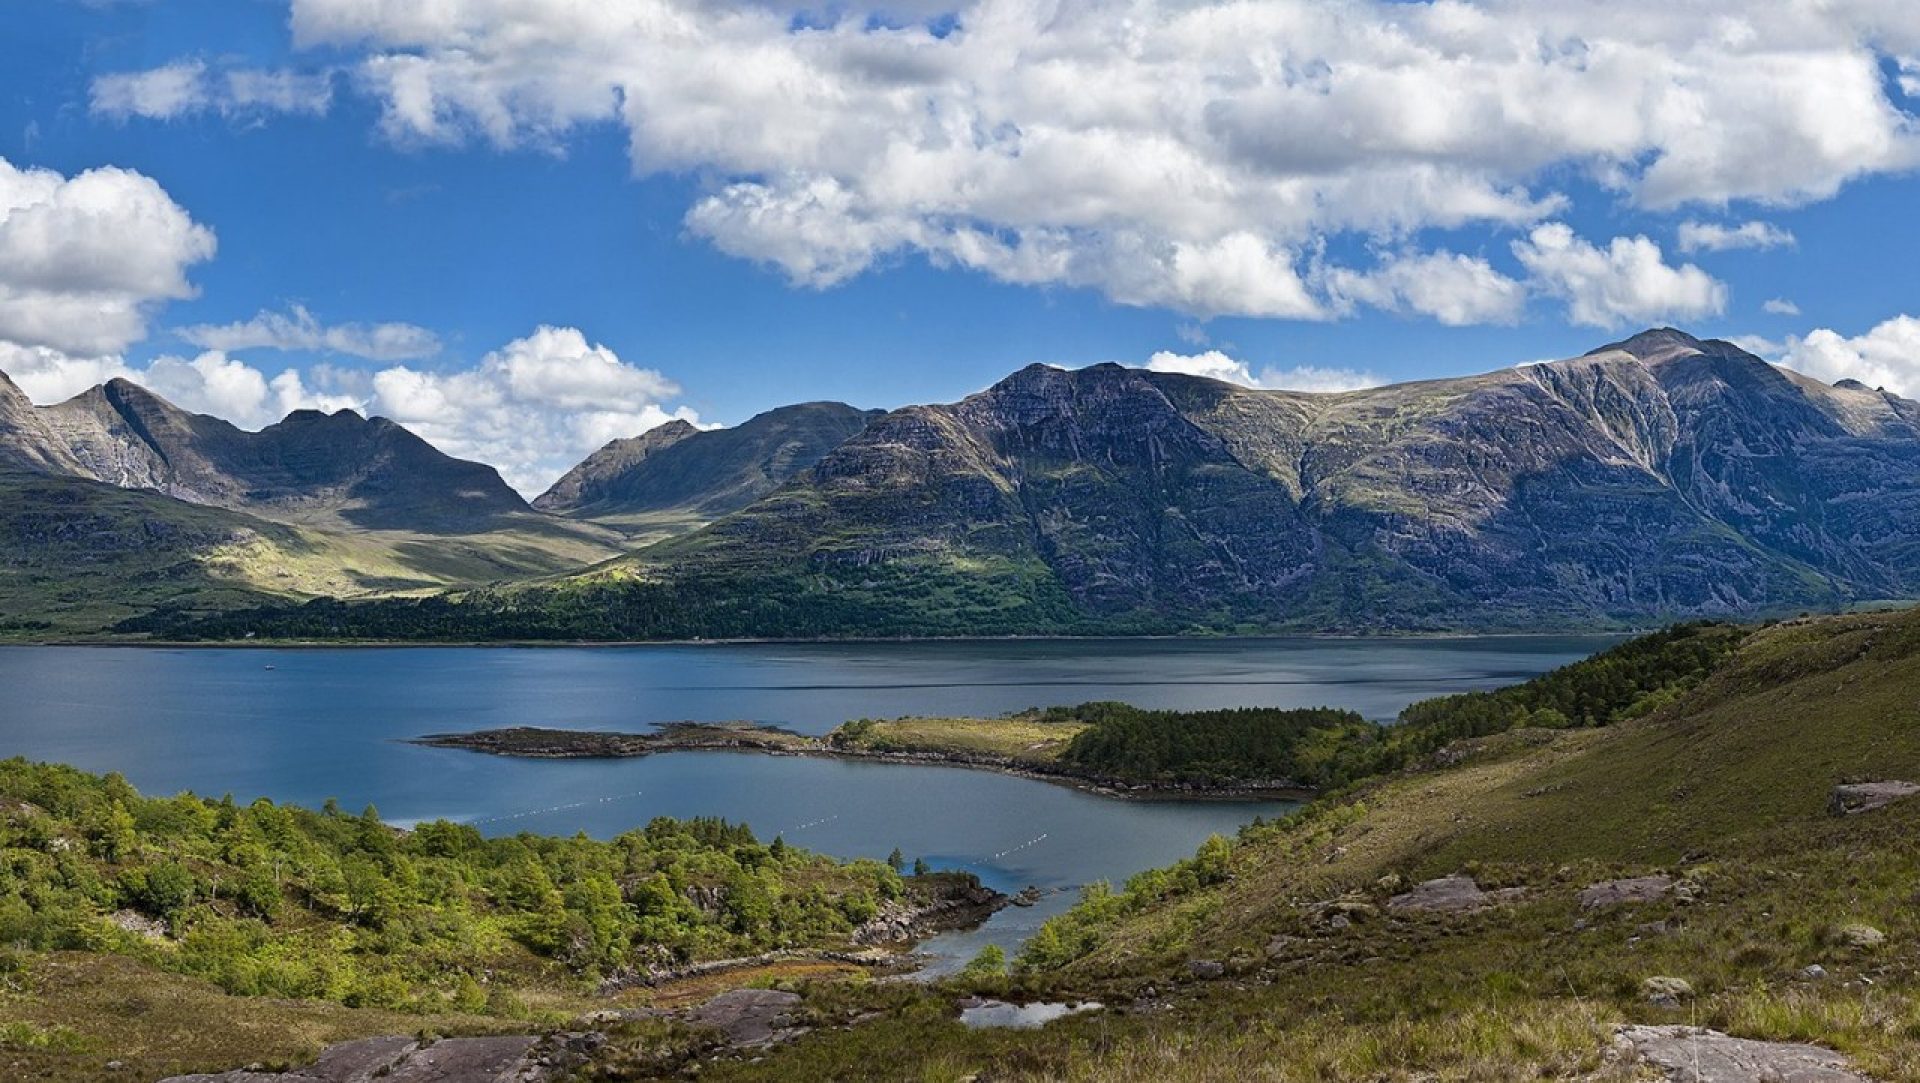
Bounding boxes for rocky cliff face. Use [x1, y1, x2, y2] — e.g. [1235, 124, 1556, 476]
[639, 330, 1920, 630]
[534, 402, 880, 522]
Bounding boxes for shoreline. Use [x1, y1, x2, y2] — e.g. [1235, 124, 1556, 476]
[410, 724, 1317, 803]
[3, 628, 1640, 650]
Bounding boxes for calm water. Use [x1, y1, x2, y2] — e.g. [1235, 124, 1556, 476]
[0, 636, 1615, 968]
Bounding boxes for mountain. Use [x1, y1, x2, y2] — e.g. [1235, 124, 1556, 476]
[532, 418, 700, 513]
[0, 373, 631, 631]
[133, 329, 1920, 641]
[16, 377, 529, 532]
[585, 328, 1920, 633]
[533, 402, 881, 531]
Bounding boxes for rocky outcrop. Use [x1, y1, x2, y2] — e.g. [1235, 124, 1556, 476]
[1386, 875, 1491, 913]
[1615, 1024, 1870, 1082]
[1579, 875, 1674, 909]
[681, 989, 806, 1048]
[157, 1033, 599, 1082]
[852, 881, 1008, 944]
[1828, 780, 1920, 815]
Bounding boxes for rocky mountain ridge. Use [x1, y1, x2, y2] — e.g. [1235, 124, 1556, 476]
[533, 401, 882, 526]
[605, 329, 1920, 632]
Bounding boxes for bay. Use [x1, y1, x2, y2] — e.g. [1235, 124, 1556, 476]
[0, 636, 1617, 969]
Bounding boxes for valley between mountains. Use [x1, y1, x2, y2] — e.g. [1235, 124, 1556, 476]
[4, 326, 1920, 639]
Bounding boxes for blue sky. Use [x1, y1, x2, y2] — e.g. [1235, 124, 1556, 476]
[3, 1, 1919, 492]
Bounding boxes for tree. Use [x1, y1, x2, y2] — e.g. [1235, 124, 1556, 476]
[912, 857, 930, 877]
[961, 942, 1007, 977]
[886, 847, 905, 873]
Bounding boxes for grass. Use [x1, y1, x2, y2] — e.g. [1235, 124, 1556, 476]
[830, 715, 1088, 761]
[651, 607, 1920, 1081]
[0, 951, 527, 1082]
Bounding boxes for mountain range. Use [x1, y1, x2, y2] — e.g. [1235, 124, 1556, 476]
[4, 329, 1918, 637]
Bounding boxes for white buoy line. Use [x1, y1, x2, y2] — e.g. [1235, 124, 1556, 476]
[990, 832, 1049, 860]
[786, 813, 841, 833]
[467, 788, 648, 826]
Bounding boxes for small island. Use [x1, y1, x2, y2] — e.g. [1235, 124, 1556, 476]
[412, 705, 1347, 800]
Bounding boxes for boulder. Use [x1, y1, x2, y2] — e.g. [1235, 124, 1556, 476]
[1833, 923, 1885, 950]
[1579, 875, 1674, 910]
[1616, 1024, 1870, 1082]
[1187, 959, 1225, 980]
[1828, 780, 1920, 816]
[1641, 976, 1694, 1007]
[1386, 875, 1489, 913]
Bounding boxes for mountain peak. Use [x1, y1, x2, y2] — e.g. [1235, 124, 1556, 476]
[1588, 327, 1705, 362]
[534, 403, 873, 519]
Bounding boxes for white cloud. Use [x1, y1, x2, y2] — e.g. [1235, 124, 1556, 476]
[177, 305, 440, 361]
[140, 351, 361, 427]
[1324, 251, 1526, 326]
[1145, 349, 1380, 393]
[358, 325, 696, 494]
[0, 156, 217, 355]
[1762, 297, 1802, 316]
[91, 61, 333, 121]
[1511, 223, 1726, 329]
[1771, 316, 1920, 396]
[1676, 220, 1796, 253]
[0, 342, 133, 404]
[89, 62, 210, 121]
[0, 326, 699, 496]
[264, 0, 1920, 318]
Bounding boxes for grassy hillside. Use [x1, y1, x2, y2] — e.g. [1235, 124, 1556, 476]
[664, 608, 1920, 1081]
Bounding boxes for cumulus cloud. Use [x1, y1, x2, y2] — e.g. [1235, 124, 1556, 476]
[255, 0, 1920, 318]
[1511, 223, 1726, 329]
[1676, 220, 1796, 253]
[0, 342, 134, 404]
[177, 305, 440, 361]
[1763, 297, 1802, 316]
[363, 326, 698, 494]
[1324, 251, 1526, 326]
[91, 60, 334, 121]
[1145, 349, 1380, 393]
[0, 157, 217, 355]
[0, 326, 699, 496]
[1771, 316, 1920, 397]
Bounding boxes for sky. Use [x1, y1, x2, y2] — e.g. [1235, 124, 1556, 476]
[3, 1, 1920, 495]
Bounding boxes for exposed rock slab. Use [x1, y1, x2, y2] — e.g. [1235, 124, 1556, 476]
[159, 1035, 545, 1082]
[1828, 781, 1920, 816]
[1387, 875, 1490, 913]
[681, 988, 806, 1048]
[1580, 875, 1674, 909]
[1616, 1024, 1871, 1082]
